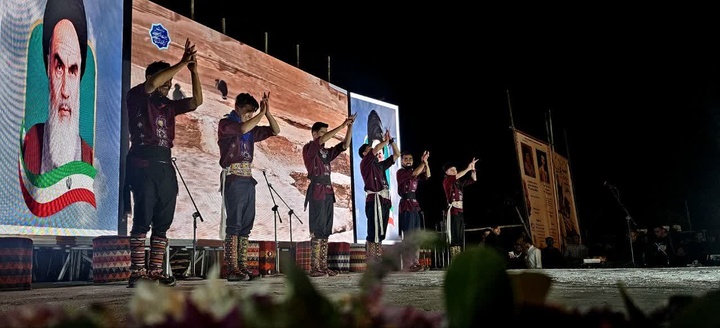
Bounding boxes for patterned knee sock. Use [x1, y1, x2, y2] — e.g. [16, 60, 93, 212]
[129, 234, 146, 274]
[149, 235, 168, 274]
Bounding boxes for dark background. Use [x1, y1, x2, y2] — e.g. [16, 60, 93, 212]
[146, 1, 720, 244]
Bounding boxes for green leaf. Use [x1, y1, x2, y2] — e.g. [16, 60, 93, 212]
[281, 262, 342, 328]
[618, 282, 650, 326]
[444, 247, 514, 328]
[669, 290, 720, 328]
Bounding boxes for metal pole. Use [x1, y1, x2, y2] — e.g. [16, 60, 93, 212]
[563, 129, 582, 241]
[546, 109, 563, 249]
[190, 0, 194, 20]
[507, 90, 531, 234]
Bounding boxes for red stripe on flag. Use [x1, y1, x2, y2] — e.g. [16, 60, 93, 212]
[19, 169, 96, 217]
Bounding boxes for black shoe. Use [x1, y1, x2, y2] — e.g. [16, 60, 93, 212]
[227, 269, 249, 282]
[157, 275, 177, 287]
[403, 263, 424, 273]
[127, 274, 157, 288]
[148, 271, 177, 287]
[239, 268, 258, 280]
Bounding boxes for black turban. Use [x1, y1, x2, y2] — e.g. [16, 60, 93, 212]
[366, 110, 384, 144]
[42, 0, 87, 78]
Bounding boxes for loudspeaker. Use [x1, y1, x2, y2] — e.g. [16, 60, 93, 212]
[277, 241, 296, 274]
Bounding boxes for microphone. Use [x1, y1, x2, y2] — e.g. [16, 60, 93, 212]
[193, 211, 204, 222]
[171, 157, 177, 162]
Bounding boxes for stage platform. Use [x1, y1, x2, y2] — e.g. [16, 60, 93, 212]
[3, 235, 451, 283]
[1, 266, 719, 326]
[2, 235, 225, 283]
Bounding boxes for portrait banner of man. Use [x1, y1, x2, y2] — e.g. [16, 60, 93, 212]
[0, 0, 123, 236]
[536, 149, 550, 184]
[514, 130, 562, 248]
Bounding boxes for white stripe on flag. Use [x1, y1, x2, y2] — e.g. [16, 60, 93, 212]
[20, 164, 95, 203]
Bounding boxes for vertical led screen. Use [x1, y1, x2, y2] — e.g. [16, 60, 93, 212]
[349, 92, 401, 244]
[129, 0, 353, 242]
[0, 0, 123, 236]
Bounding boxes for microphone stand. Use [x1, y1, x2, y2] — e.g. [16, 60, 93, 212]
[607, 183, 636, 267]
[261, 169, 303, 275]
[171, 157, 204, 279]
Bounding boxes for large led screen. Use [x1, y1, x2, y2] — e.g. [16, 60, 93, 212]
[129, 0, 353, 242]
[349, 92, 401, 244]
[0, 0, 123, 236]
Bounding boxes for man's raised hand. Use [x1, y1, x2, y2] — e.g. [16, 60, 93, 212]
[181, 38, 197, 65]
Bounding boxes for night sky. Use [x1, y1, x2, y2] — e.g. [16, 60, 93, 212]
[149, 1, 720, 241]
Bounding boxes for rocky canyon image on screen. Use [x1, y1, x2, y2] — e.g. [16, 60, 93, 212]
[128, 0, 353, 243]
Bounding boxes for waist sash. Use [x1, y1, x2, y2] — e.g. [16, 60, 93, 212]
[304, 175, 332, 210]
[367, 189, 391, 243]
[446, 201, 464, 243]
[226, 162, 252, 177]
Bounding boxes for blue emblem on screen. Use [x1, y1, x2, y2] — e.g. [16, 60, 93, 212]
[149, 23, 171, 50]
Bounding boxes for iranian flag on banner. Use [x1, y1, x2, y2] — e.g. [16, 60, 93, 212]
[18, 126, 96, 217]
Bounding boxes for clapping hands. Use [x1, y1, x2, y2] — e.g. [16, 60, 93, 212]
[345, 112, 357, 126]
[260, 92, 270, 113]
[468, 157, 479, 171]
[181, 38, 197, 71]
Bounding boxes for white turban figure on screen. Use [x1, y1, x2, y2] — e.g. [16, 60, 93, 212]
[19, 0, 97, 217]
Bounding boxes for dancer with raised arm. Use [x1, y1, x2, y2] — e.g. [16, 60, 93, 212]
[359, 129, 401, 263]
[397, 150, 431, 271]
[302, 113, 356, 277]
[126, 39, 203, 288]
[218, 92, 280, 281]
[442, 157, 478, 259]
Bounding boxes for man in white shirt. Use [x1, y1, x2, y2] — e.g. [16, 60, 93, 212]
[523, 237, 542, 269]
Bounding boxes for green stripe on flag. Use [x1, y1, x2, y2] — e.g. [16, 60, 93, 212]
[22, 160, 96, 188]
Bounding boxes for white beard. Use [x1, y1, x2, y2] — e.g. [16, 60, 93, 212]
[41, 102, 82, 174]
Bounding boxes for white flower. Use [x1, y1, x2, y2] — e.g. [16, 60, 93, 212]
[189, 265, 239, 320]
[129, 280, 186, 326]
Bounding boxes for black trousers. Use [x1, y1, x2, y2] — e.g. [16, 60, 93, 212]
[449, 213, 464, 246]
[399, 210, 422, 238]
[224, 179, 256, 237]
[128, 162, 178, 238]
[309, 195, 334, 239]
